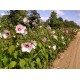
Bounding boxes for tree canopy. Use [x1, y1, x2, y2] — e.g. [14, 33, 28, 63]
[0, 10, 79, 29]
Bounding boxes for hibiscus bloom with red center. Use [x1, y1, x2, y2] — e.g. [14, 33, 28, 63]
[15, 24, 27, 34]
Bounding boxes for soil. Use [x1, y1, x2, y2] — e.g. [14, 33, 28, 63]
[50, 32, 80, 69]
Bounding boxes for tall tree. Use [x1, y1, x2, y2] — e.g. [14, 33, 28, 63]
[8, 10, 28, 26]
[48, 11, 58, 29]
[58, 17, 63, 22]
[28, 10, 41, 28]
[57, 17, 64, 28]
[1, 15, 10, 28]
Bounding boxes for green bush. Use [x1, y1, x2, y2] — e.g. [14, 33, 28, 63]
[0, 24, 78, 69]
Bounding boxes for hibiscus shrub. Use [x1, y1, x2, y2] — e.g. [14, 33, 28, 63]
[0, 22, 78, 69]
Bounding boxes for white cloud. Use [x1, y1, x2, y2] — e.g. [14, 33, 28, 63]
[41, 17, 49, 21]
[63, 16, 70, 21]
[76, 19, 80, 25]
[54, 10, 64, 16]
[41, 10, 46, 12]
[65, 17, 70, 21]
[76, 21, 80, 25]
[78, 13, 80, 16]
[0, 12, 9, 17]
[76, 21, 79, 24]
[0, 13, 6, 17]
[77, 19, 80, 22]
[1, 13, 5, 16]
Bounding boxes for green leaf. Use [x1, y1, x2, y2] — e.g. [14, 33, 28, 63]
[19, 59, 26, 68]
[9, 61, 17, 68]
[38, 42, 42, 48]
[31, 62, 35, 68]
[33, 54, 37, 58]
[14, 51, 18, 59]
[2, 56, 8, 66]
[45, 54, 48, 60]
[8, 45, 15, 54]
[43, 47, 46, 53]
[36, 58, 40, 64]
[36, 58, 42, 68]
[4, 47, 8, 51]
[49, 50, 53, 58]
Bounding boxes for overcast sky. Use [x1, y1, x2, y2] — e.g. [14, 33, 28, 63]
[0, 10, 80, 25]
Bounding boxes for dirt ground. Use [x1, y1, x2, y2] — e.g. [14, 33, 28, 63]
[50, 32, 80, 69]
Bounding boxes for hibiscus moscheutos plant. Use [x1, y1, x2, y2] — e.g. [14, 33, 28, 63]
[48, 46, 51, 48]
[73, 29, 78, 33]
[22, 31, 28, 35]
[21, 42, 33, 53]
[2, 30, 10, 39]
[40, 26, 42, 28]
[16, 42, 19, 47]
[41, 37, 47, 42]
[66, 30, 69, 34]
[52, 45, 56, 51]
[32, 22, 36, 25]
[64, 29, 69, 35]
[31, 40, 37, 49]
[69, 38, 70, 41]
[23, 17, 27, 23]
[13, 35, 16, 38]
[15, 24, 27, 35]
[62, 42, 66, 45]
[53, 35, 57, 40]
[21, 40, 37, 53]
[50, 30, 55, 36]
[48, 39, 50, 42]
[61, 36, 64, 40]
[0, 33, 2, 38]
[46, 26, 51, 30]
[52, 30, 55, 34]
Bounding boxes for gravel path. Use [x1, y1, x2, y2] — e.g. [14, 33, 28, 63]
[50, 32, 80, 69]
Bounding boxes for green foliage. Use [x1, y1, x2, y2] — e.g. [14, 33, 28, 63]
[19, 59, 26, 68]
[0, 25, 78, 69]
[48, 11, 58, 28]
[8, 45, 15, 55]
[8, 10, 28, 25]
[0, 10, 79, 69]
[28, 10, 41, 29]
[13, 51, 18, 59]
[0, 10, 28, 29]
[9, 61, 17, 68]
[47, 11, 79, 29]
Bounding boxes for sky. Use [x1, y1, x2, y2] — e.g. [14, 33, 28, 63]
[37, 10, 80, 25]
[0, 10, 80, 25]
